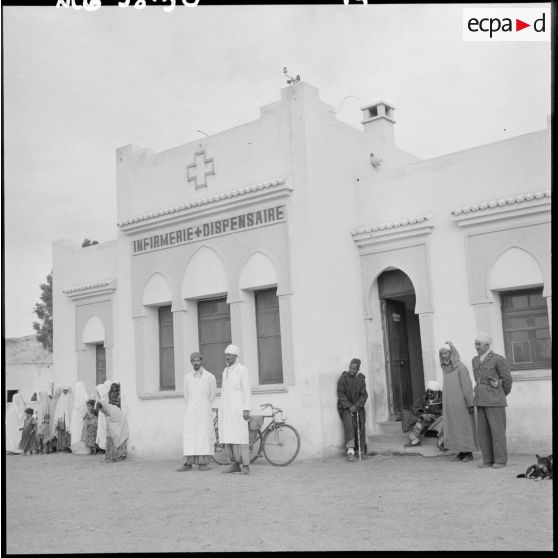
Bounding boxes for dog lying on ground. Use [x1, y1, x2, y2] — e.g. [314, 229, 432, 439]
[516, 454, 553, 480]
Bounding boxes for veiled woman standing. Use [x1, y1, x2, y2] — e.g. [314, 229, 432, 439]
[5, 392, 26, 454]
[96, 384, 129, 463]
[95, 383, 109, 453]
[53, 385, 73, 452]
[70, 381, 90, 455]
[49, 388, 62, 447]
[439, 341, 479, 462]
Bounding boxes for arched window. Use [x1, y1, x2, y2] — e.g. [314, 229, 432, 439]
[143, 273, 175, 390]
[489, 248, 550, 370]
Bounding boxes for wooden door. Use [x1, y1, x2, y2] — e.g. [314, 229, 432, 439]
[381, 299, 413, 419]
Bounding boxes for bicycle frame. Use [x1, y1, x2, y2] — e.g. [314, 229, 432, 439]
[249, 404, 286, 458]
[214, 403, 300, 466]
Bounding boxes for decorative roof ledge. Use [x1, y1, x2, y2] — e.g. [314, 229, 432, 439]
[451, 191, 550, 227]
[351, 215, 434, 248]
[63, 280, 117, 301]
[118, 177, 291, 233]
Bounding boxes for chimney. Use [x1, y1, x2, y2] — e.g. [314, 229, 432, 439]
[360, 101, 396, 148]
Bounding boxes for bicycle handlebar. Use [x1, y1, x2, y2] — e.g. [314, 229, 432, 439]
[260, 402, 282, 412]
[259, 403, 286, 420]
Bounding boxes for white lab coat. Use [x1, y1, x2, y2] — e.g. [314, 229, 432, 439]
[219, 361, 251, 444]
[183, 368, 217, 456]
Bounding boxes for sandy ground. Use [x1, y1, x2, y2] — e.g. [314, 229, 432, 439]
[4, 450, 553, 553]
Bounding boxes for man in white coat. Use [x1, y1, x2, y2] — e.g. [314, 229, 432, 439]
[220, 344, 251, 474]
[177, 352, 217, 472]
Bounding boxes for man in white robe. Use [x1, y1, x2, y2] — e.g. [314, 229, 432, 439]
[220, 344, 251, 474]
[177, 352, 217, 472]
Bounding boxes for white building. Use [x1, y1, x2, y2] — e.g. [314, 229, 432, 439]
[53, 81, 551, 458]
[5, 336, 54, 404]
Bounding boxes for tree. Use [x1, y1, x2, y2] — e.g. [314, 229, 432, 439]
[82, 238, 99, 248]
[33, 272, 53, 352]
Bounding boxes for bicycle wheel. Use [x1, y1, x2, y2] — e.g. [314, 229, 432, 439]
[262, 424, 300, 466]
[213, 442, 230, 465]
[249, 431, 262, 463]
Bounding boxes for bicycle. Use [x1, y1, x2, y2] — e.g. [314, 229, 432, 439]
[212, 403, 301, 466]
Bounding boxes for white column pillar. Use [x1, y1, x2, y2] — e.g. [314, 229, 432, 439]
[418, 311, 437, 386]
[277, 293, 295, 386]
[133, 315, 146, 394]
[172, 307, 189, 392]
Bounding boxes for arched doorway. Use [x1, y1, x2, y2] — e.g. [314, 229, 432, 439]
[378, 269, 425, 420]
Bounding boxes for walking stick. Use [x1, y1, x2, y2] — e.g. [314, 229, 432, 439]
[356, 409, 362, 461]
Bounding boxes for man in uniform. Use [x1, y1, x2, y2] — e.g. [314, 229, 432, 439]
[472, 333, 512, 469]
[220, 344, 251, 474]
[337, 358, 368, 461]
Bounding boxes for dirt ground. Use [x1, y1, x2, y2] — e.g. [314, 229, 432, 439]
[4, 450, 553, 553]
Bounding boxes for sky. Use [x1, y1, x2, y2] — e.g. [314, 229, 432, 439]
[1, 2, 551, 338]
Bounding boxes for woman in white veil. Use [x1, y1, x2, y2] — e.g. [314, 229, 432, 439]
[96, 382, 129, 463]
[5, 392, 25, 454]
[95, 383, 109, 453]
[53, 385, 73, 452]
[70, 381, 90, 455]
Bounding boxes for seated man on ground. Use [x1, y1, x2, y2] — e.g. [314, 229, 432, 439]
[401, 381, 443, 448]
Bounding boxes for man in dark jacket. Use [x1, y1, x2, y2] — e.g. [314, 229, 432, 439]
[337, 358, 368, 461]
[472, 333, 512, 469]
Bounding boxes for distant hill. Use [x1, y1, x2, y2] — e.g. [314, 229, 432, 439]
[4, 335, 53, 365]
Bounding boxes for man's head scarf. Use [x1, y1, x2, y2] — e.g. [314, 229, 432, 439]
[438, 342, 461, 366]
[190, 351, 202, 361]
[225, 344, 240, 355]
[427, 380, 441, 392]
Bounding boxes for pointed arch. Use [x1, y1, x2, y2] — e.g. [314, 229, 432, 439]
[142, 272, 173, 306]
[488, 247, 544, 291]
[365, 262, 427, 316]
[82, 316, 106, 344]
[239, 251, 278, 290]
[182, 246, 229, 299]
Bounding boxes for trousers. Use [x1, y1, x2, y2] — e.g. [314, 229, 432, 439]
[476, 406, 507, 465]
[226, 443, 250, 466]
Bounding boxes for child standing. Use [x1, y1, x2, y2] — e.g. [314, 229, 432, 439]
[36, 391, 53, 454]
[82, 400, 99, 455]
[19, 408, 37, 455]
[109, 383, 121, 408]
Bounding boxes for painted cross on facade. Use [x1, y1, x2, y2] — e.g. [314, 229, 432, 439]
[187, 150, 215, 189]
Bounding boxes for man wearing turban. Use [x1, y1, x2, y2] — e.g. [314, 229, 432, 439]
[439, 341, 478, 462]
[337, 358, 368, 461]
[219, 345, 251, 474]
[177, 352, 217, 472]
[401, 380, 443, 449]
[472, 333, 512, 469]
